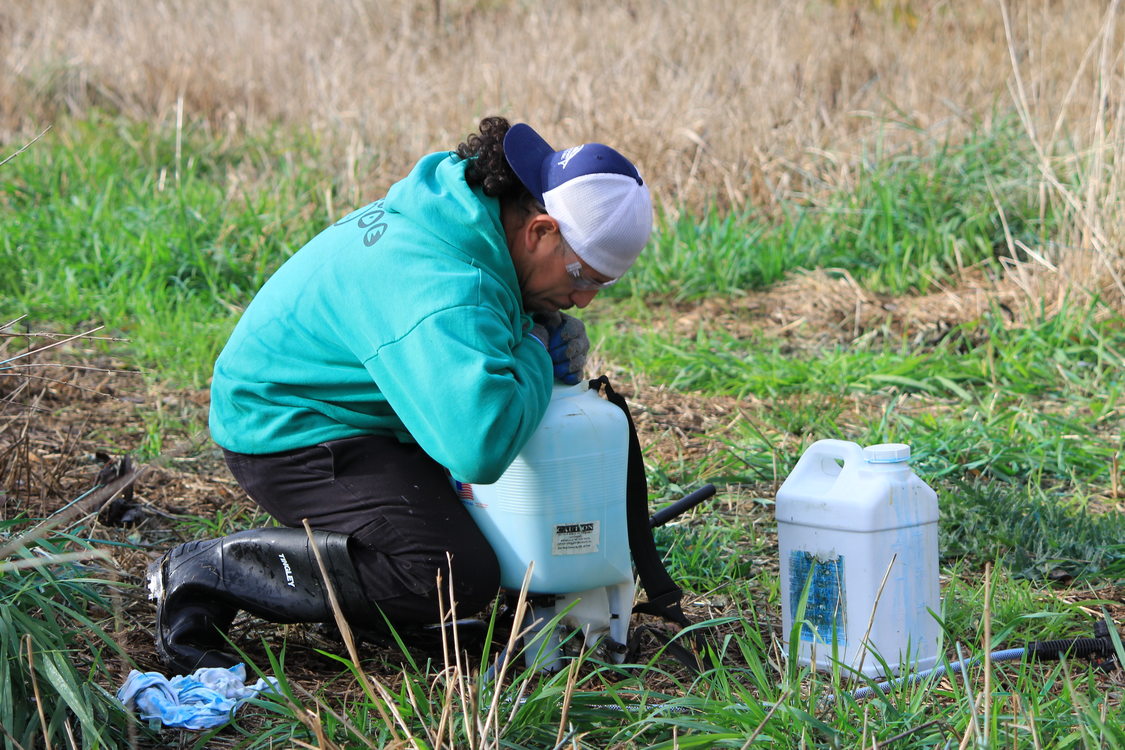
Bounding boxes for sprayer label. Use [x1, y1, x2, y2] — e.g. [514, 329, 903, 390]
[789, 551, 846, 646]
[552, 521, 599, 555]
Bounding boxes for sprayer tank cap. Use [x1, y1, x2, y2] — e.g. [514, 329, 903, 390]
[863, 443, 911, 463]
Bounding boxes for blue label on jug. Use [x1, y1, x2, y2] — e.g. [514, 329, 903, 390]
[789, 551, 846, 645]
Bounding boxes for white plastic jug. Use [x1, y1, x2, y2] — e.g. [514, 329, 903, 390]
[459, 381, 632, 595]
[776, 439, 941, 679]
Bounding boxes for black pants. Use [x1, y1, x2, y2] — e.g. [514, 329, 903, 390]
[223, 435, 500, 625]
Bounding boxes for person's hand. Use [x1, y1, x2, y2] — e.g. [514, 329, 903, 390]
[529, 312, 589, 385]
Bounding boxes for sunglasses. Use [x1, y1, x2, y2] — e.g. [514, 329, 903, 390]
[561, 243, 618, 291]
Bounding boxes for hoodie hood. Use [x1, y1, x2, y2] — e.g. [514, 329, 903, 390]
[383, 152, 518, 293]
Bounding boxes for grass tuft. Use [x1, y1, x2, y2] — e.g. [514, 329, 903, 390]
[0, 518, 146, 748]
[940, 480, 1125, 581]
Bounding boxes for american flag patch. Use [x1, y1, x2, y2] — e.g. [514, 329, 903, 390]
[455, 481, 474, 500]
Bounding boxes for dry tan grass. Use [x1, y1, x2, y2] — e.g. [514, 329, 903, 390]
[0, 1, 1104, 199]
[2, 0, 1123, 302]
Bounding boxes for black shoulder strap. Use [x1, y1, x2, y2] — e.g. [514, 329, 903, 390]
[590, 377, 689, 628]
[591, 377, 713, 674]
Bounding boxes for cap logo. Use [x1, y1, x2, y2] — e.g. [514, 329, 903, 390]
[556, 145, 584, 170]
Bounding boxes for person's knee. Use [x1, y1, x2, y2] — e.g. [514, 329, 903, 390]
[349, 543, 500, 622]
[406, 547, 500, 616]
[444, 547, 501, 615]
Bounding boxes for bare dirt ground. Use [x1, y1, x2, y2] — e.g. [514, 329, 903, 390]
[3, 277, 1123, 723]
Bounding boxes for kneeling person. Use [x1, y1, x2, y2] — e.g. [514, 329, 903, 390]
[150, 116, 653, 672]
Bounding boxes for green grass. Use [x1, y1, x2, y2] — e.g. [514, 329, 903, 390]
[595, 299, 1119, 403]
[136, 567, 1115, 750]
[940, 480, 1125, 580]
[3, 112, 1123, 748]
[206, 603, 1123, 749]
[0, 517, 153, 748]
[1, 116, 338, 387]
[3, 114, 1055, 386]
[617, 115, 1050, 301]
[591, 297, 1124, 490]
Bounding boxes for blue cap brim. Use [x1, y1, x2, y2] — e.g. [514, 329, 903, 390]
[503, 123, 555, 204]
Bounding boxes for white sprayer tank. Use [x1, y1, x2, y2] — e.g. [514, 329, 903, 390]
[460, 381, 632, 595]
[776, 439, 941, 679]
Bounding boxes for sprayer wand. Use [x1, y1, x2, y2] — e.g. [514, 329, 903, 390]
[650, 484, 717, 528]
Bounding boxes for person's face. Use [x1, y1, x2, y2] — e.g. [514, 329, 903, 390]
[509, 214, 614, 314]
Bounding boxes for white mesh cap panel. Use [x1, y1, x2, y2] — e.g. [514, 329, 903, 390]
[544, 173, 653, 278]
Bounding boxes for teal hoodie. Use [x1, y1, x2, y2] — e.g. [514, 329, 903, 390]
[209, 152, 553, 483]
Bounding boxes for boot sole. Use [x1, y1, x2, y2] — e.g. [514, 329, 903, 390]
[147, 553, 177, 666]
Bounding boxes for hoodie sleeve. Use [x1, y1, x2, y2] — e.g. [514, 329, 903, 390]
[363, 301, 553, 484]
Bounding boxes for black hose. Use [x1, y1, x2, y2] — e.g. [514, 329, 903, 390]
[650, 484, 717, 528]
[1026, 636, 1116, 661]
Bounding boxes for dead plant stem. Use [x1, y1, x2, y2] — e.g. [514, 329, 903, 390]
[25, 635, 51, 750]
[984, 563, 993, 746]
[303, 519, 399, 747]
[855, 552, 897, 679]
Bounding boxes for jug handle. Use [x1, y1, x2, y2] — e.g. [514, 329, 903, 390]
[788, 439, 864, 482]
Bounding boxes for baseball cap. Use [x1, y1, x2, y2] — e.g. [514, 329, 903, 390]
[503, 123, 653, 279]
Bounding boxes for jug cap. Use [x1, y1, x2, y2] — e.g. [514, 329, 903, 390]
[863, 443, 911, 463]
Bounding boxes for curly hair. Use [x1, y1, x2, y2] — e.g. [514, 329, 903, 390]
[456, 116, 533, 204]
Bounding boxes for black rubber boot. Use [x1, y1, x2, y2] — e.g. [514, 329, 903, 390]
[149, 527, 370, 674]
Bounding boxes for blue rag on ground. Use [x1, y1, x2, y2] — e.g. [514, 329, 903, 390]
[117, 663, 279, 730]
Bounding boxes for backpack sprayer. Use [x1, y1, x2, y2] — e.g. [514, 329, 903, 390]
[458, 378, 715, 671]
